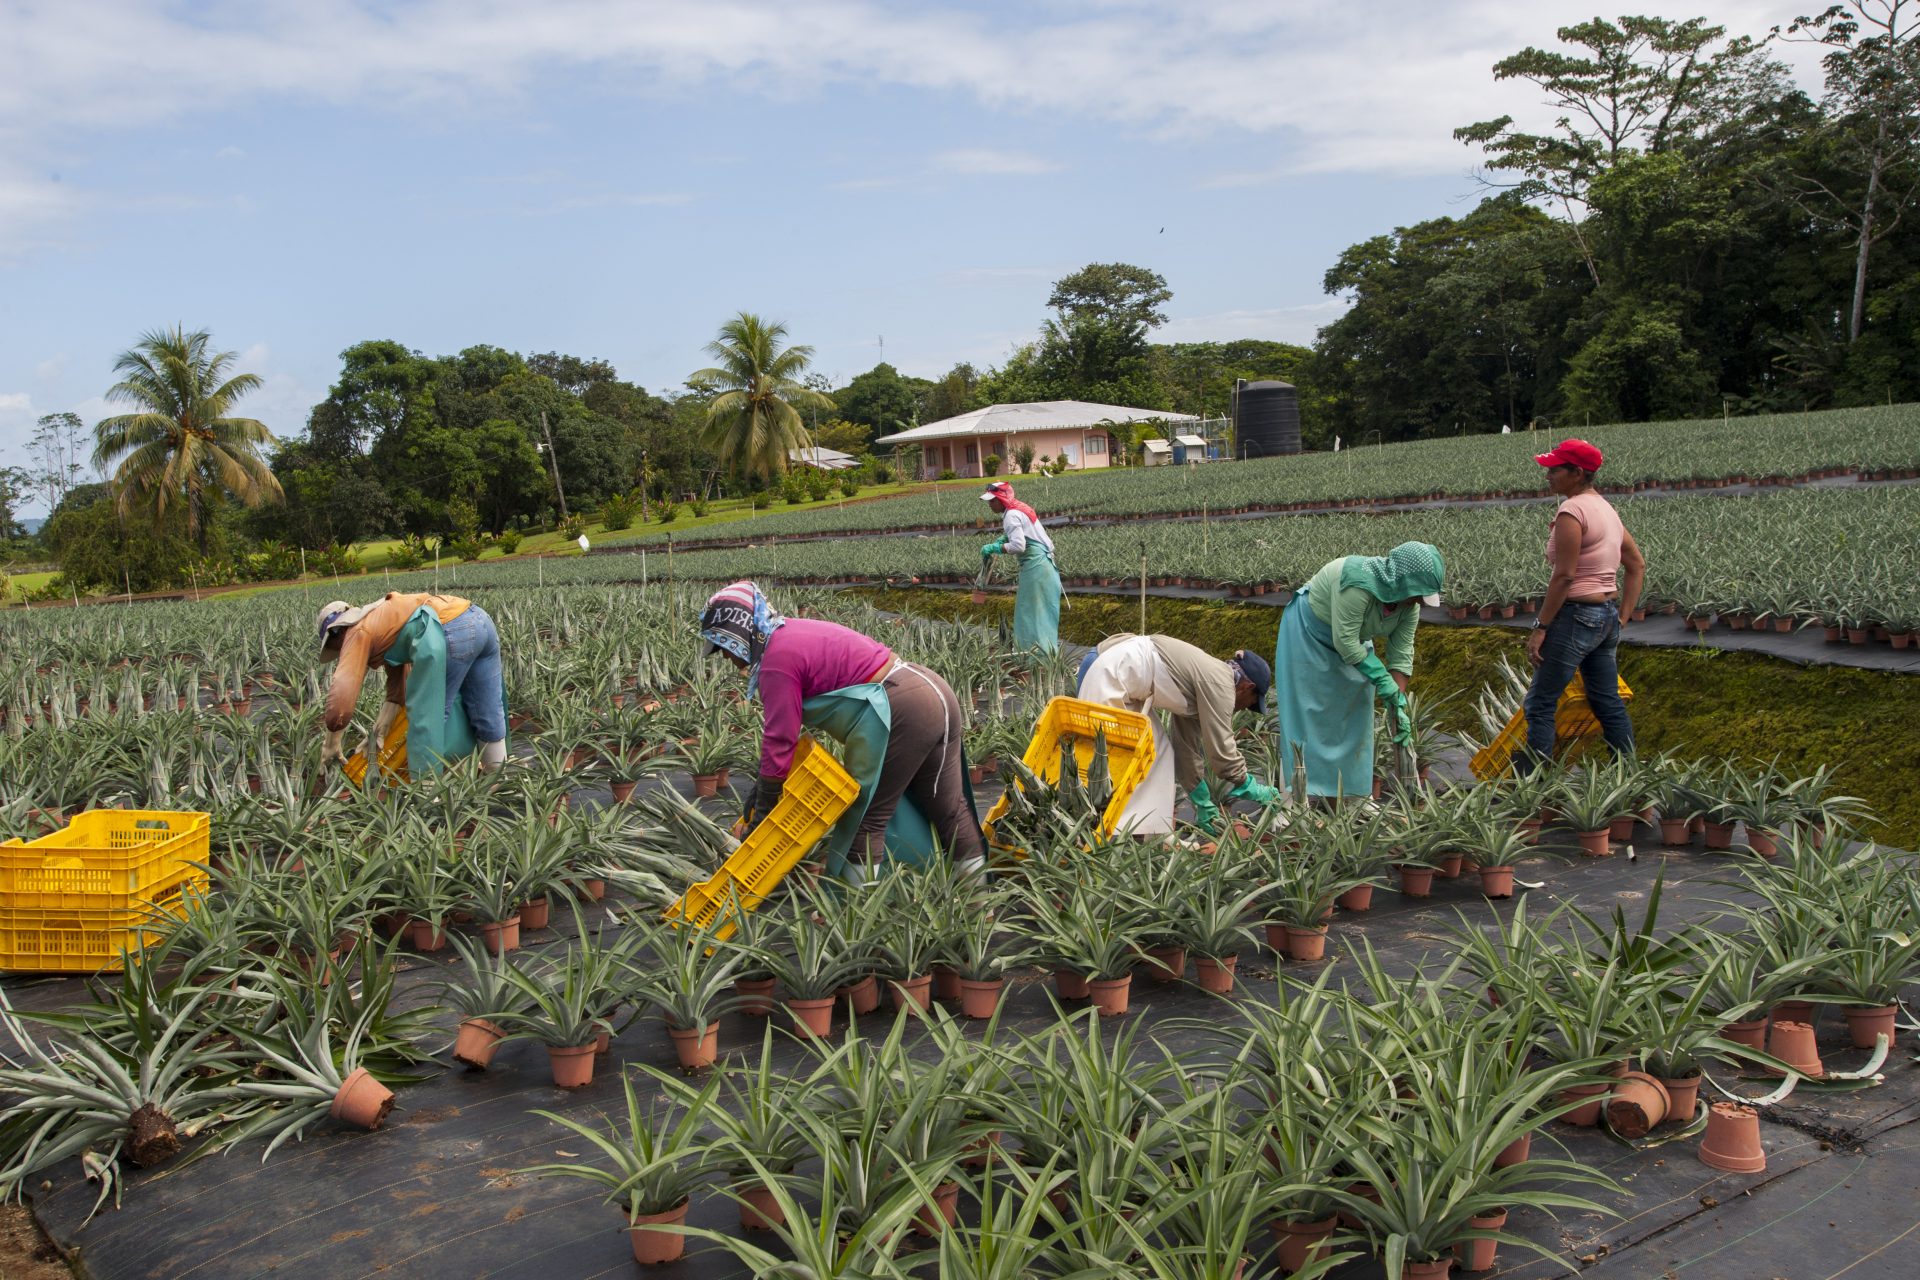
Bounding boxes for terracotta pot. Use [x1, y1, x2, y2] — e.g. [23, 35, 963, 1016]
[737, 1183, 784, 1231]
[547, 1043, 596, 1088]
[970, 589, 989, 605]
[1699, 1102, 1766, 1173]
[1285, 924, 1329, 962]
[1766, 1019, 1824, 1078]
[934, 965, 962, 1002]
[1337, 1179, 1383, 1229]
[1844, 1003, 1899, 1050]
[1264, 922, 1291, 952]
[477, 915, 521, 955]
[691, 772, 722, 798]
[959, 977, 1004, 1019]
[1703, 820, 1735, 849]
[1142, 945, 1186, 983]
[839, 974, 881, 1015]
[1660, 818, 1692, 846]
[1771, 999, 1816, 1028]
[1478, 865, 1515, 898]
[787, 996, 835, 1038]
[1747, 829, 1778, 857]
[1606, 1071, 1671, 1138]
[1195, 955, 1237, 994]
[1055, 969, 1091, 999]
[409, 919, 446, 952]
[1435, 851, 1465, 879]
[609, 780, 637, 804]
[1847, 628, 1868, 645]
[736, 976, 776, 1017]
[1609, 814, 1638, 842]
[1559, 1081, 1611, 1127]
[1719, 1017, 1768, 1054]
[1399, 865, 1434, 897]
[890, 973, 933, 1011]
[1088, 975, 1131, 1015]
[1576, 828, 1612, 857]
[329, 1067, 394, 1129]
[1401, 1259, 1454, 1279]
[1492, 1131, 1531, 1167]
[629, 1200, 690, 1265]
[1271, 1214, 1337, 1273]
[578, 877, 607, 901]
[869, 1158, 942, 1229]
[452, 1017, 505, 1069]
[1337, 884, 1374, 912]
[1660, 1073, 1702, 1125]
[668, 1023, 719, 1072]
[519, 896, 551, 930]
[1518, 818, 1543, 845]
[1454, 1207, 1508, 1273]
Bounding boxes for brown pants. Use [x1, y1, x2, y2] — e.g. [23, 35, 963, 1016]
[852, 663, 985, 865]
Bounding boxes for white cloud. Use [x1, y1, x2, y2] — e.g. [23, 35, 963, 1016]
[929, 148, 1060, 176]
[527, 191, 693, 213]
[215, 145, 245, 159]
[0, 392, 32, 413]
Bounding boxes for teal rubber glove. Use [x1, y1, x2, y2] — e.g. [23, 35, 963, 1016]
[1189, 779, 1222, 834]
[1387, 694, 1413, 746]
[1356, 653, 1401, 702]
[981, 538, 1007, 557]
[1225, 775, 1282, 806]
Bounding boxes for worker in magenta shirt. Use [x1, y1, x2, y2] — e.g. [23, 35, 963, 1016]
[699, 581, 986, 883]
[1522, 439, 1646, 767]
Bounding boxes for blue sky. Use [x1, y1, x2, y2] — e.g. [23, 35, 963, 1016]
[0, 1, 1824, 516]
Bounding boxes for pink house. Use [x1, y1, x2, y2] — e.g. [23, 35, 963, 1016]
[873, 400, 1198, 480]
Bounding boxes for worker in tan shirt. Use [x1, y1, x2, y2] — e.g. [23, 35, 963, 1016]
[317, 592, 508, 772]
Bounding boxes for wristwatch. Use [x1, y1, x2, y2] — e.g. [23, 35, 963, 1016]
[1531, 617, 1549, 630]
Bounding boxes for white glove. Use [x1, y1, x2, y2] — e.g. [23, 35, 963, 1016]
[321, 728, 346, 764]
[371, 701, 401, 745]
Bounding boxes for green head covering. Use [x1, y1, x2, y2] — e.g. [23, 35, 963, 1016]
[1339, 541, 1446, 605]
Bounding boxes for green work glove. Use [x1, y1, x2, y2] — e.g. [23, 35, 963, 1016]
[981, 538, 1007, 557]
[1225, 775, 1282, 806]
[1189, 780, 1222, 835]
[1387, 693, 1413, 746]
[1356, 653, 1401, 702]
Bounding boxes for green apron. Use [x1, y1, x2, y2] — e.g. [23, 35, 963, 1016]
[383, 606, 479, 776]
[1013, 542, 1062, 654]
[799, 680, 981, 882]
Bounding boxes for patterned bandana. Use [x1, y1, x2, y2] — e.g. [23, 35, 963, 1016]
[1339, 541, 1447, 605]
[700, 581, 788, 698]
[981, 480, 1040, 524]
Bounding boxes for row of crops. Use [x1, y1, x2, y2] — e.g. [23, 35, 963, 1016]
[617, 404, 1920, 548]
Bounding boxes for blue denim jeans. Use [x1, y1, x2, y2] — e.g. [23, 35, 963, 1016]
[1523, 601, 1633, 768]
[440, 606, 507, 743]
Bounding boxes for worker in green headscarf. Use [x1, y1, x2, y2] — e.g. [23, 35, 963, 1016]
[1272, 542, 1445, 800]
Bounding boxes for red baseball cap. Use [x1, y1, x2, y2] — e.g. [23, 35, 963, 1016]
[1535, 438, 1603, 472]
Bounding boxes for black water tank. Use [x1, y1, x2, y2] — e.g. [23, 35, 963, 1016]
[1234, 379, 1302, 458]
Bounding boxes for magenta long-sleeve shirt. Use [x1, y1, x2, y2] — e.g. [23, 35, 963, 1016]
[755, 619, 894, 779]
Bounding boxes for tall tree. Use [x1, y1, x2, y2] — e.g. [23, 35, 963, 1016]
[688, 313, 833, 481]
[92, 326, 282, 549]
[29, 411, 88, 514]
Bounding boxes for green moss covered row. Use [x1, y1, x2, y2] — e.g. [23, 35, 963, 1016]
[853, 587, 1920, 847]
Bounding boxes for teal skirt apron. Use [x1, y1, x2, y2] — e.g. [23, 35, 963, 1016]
[799, 679, 981, 882]
[1273, 587, 1374, 799]
[1013, 543, 1062, 654]
[383, 606, 485, 775]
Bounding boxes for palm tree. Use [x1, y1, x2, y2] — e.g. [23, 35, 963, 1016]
[688, 313, 834, 481]
[93, 326, 282, 548]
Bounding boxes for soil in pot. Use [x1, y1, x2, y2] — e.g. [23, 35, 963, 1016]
[1088, 975, 1131, 1015]
[1844, 1004, 1899, 1050]
[668, 1023, 720, 1072]
[1398, 866, 1434, 897]
[1270, 1214, 1338, 1273]
[1336, 884, 1374, 912]
[453, 1017, 506, 1069]
[1454, 1207, 1509, 1273]
[1195, 955, 1237, 994]
[330, 1067, 395, 1129]
[547, 1043, 596, 1088]
[736, 976, 776, 1016]
[629, 1201, 691, 1265]
[788, 997, 835, 1038]
[1605, 1071, 1671, 1138]
[1576, 829, 1612, 857]
[890, 974, 933, 1011]
[959, 978, 1004, 1019]
[1478, 866, 1515, 898]
[1285, 924, 1330, 962]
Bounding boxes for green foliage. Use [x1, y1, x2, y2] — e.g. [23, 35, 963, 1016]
[656, 499, 681, 523]
[690, 313, 833, 482]
[982, 454, 1001, 477]
[598, 490, 641, 531]
[837, 474, 860, 498]
[1012, 442, 1035, 474]
[495, 529, 522, 555]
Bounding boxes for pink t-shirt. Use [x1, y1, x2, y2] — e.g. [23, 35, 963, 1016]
[1546, 492, 1625, 599]
[755, 619, 893, 779]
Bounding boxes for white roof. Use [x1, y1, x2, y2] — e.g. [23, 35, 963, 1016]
[1142, 438, 1173, 453]
[874, 399, 1197, 446]
[789, 447, 858, 470]
[1174, 434, 1208, 448]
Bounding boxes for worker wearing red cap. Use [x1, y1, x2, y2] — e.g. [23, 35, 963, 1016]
[1522, 439, 1645, 767]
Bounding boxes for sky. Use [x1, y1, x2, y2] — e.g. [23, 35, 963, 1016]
[0, 0, 1831, 516]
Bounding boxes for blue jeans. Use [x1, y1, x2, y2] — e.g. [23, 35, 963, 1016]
[1523, 601, 1633, 768]
[441, 606, 507, 743]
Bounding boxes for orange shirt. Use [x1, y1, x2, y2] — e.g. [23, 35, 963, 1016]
[323, 593, 470, 731]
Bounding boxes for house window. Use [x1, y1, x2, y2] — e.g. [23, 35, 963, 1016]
[1085, 436, 1106, 455]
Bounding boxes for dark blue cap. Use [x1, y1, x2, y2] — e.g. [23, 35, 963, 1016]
[1232, 650, 1271, 709]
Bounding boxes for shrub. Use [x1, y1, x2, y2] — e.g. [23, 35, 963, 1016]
[689, 497, 708, 517]
[781, 475, 807, 505]
[496, 530, 523, 555]
[656, 499, 681, 523]
[838, 474, 860, 498]
[938, 468, 958, 481]
[388, 537, 427, 571]
[983, 454, 1002, 477]
[1013, 442, 1036, 474]
[871, 462, 894, 484]
[750, 491, 772, 510]
[558, 514, 586, 541]
[599, 491, 641, 532]
[252, 541, 300, 582]
[805, 471, 833, 501]
[312, 544, 365, 577]
[445, 536, 486, 563]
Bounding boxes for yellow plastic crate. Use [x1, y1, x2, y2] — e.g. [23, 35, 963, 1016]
[664, 736, 863, 941]
[0, 810, 211, 910]
[982, 697, 1156, 852]
[1470, 674, 1635, 780]
[343, 711, 410, 786]
[0, 892, 192, 973]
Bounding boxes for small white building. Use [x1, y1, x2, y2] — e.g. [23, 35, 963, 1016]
[1174, 433, 1211, 461]
[788, 447, 859, 472]
[873, 400, 1198, 479]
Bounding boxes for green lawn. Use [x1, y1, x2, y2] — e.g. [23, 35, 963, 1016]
[3, 571, 55, 604]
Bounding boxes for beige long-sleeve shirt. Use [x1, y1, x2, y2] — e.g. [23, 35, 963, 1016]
[323, 593, 470, 732]
[1088, 633, 1248, 792]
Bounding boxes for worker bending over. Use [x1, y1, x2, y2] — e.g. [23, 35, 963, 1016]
[979, 480, 1062, 654]
[1077, 633, 1276, 835]
[700, 581, 986, 883]
[317, 593, 508, 775]
[1272, 541, 1444, 800]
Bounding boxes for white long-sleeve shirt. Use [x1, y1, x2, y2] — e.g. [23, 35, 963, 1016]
[1001, 507, 1055, 557]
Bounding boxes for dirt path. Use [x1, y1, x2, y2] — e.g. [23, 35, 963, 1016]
[0, 1203, 71, 1279]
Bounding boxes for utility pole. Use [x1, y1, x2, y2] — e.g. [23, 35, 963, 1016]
[540, 411, 569, 521]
